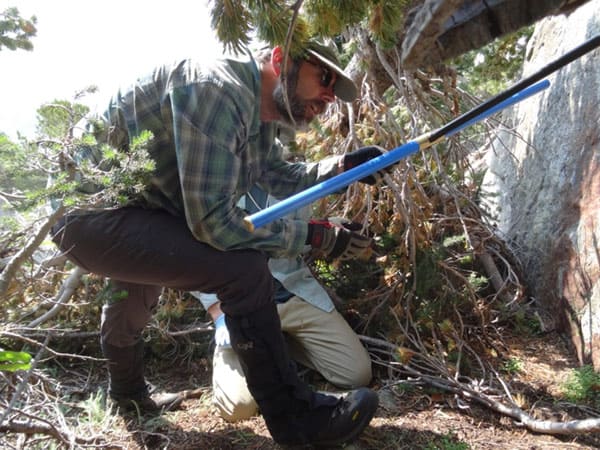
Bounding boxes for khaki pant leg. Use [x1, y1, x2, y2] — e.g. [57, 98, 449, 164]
[279, 296, 372, 389]
[212, 345, 258, 422]
[211, 296, 373, 421]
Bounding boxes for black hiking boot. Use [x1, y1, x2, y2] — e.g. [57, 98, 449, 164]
[101, 339, 186, 414]
[224, 303, 378, 447]
[109, 383, 187, 413]
[265, 387, 378, 447]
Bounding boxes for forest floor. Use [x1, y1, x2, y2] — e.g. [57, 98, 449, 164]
[11, 329, 599, 450]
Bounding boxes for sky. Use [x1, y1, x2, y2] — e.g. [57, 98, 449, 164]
[0, 0, 226, 139]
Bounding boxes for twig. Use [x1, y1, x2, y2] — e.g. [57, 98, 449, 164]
[0, 205, 65, 297]
[0, 410, 98, 445]
[27, 266, 88, 327]
[360, 334, 600, 436]
[0, 330, 104, 361]
[0, 334, 50, 426]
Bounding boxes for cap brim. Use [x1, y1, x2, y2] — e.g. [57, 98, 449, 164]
[306, 49, 358, 102]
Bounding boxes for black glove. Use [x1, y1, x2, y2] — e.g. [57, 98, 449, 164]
[306, 219, 372, 261]
[343, 145, 392, 185]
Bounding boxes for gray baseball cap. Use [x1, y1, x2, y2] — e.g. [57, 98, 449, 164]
[305, 41, 358, 102]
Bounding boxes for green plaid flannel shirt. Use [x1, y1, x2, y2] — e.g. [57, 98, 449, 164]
[97, 56, 342, 258]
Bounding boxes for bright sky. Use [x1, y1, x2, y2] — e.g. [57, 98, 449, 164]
[0, 0, 226, 139]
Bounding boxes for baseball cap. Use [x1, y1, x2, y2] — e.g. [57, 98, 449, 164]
[305, 41, 358, 102]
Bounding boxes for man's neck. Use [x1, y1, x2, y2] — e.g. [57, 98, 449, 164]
[259, 63, 283, 122]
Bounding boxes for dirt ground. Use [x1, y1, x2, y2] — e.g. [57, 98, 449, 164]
[85, 331, 600, 450]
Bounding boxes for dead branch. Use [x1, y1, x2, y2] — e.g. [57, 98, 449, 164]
[360, 334, 600, 436]
[0, 334, 50, 426]
[0, 204, 65, 297]
[27, 266, 88, 327]
[0, 412, 98, 446]
[0, 330, 104, 362]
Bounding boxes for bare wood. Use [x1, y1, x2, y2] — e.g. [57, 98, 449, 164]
[0, 204, 65, 297]
[359, 334, 600, 435]
[27, 266, 88, 327]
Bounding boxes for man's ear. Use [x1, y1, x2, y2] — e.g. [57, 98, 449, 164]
[271, 46, 284, 77]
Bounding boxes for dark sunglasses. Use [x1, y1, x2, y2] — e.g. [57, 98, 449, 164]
[306, 60, 335, 89]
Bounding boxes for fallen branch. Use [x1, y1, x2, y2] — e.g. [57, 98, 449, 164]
[0, 330, 104, 362]
[0, 414, 98, 446]
[27, 266, 88, 327]
[360, 334, 600, 435]
[0, 205, 65, 297]
[0, 334, 50, 426]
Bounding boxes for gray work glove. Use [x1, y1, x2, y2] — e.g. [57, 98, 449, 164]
[306, 218, 372, 261]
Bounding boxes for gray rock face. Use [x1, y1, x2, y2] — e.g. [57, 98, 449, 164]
[483, 0, 600, 366]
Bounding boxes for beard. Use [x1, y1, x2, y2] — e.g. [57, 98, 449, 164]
[272, 60, 313, 129]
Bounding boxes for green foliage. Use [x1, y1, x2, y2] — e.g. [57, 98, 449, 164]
[0, 350, 32, 372]
[501, 357, 523, 375]
[210, 0, 254, 53]
[36, 91, 95, 139]
[310, 257, 381, 299]
[365, 0, 408, 49]
[562, 365, 600, 408]
[510, 307, 543, 336]
[452, 27, 533, 96]
[304, 0, 367, 37]
[0, 133, 47, 196]
[0, 7, 37, 52]
[209, 0, 409, 55]
[424, 433, 470, 450]
[77, 388, 115, 426]
[23, 96, 156, 212]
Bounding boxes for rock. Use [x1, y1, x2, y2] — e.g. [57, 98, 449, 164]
[482, 0, 600, 366]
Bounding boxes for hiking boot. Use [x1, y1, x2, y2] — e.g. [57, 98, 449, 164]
[110, 388, 186, 413]
[225, 303, 378, 447]
[271, 387, 379, 447]
[101, 340, 190, 413]
[310, 387, 378, 447]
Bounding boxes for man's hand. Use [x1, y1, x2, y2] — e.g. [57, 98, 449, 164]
[343, 145, 393, 185]
[307, 219, 372, 261]
[214, 314, 231, 349]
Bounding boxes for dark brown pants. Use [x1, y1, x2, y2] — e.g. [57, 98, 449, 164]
[51, 207, 274, 347]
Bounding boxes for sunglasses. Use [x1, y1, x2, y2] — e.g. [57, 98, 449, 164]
[306, 60, 335, 89]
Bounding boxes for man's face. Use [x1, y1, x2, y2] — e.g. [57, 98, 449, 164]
[272, 58, 337, 128]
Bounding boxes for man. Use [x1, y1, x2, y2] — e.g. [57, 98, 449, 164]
[192, 185, 373, 422]
[51, 40, 387, 447]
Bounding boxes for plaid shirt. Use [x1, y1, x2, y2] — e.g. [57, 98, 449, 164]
[99, 56, 342, 257]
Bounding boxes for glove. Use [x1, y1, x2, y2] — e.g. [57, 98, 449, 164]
[343, 145, 392, 185]
[306, 219, 372, 261]
[214, 314, 231, 349]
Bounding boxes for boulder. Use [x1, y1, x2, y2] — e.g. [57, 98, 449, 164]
[483, 0, 600, 366]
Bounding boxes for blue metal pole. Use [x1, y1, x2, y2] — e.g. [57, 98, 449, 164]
[244, 79, 550, 231]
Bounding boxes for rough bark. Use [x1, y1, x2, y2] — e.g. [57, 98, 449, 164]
[482, 0, 600, 366]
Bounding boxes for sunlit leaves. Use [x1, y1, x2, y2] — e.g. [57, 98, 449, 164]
[0, 7, 37, 52]
[0, 350, 32, 372]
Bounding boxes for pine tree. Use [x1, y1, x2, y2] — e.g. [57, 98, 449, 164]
[0, 7, 37, 52]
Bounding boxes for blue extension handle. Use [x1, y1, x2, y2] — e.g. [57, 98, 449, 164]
[244, 79, 550, 231]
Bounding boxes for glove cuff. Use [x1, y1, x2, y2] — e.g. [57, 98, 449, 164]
[306, 220, 333, 246]
[214, 314, 226, 328]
